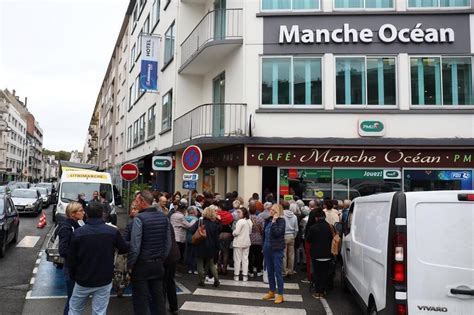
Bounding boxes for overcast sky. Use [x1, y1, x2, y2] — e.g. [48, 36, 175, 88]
[0, 0, 129, 152]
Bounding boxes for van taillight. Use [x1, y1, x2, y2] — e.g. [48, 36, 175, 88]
[397, 304, 407, 315]
[458, 194, 474, 201]
[392, 233, 406, 284]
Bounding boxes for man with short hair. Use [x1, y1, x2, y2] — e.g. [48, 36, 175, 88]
[128, 190, 171, 315]
[157, 195, 169, 214]
[99, 191, 112, 223]
[89, 191, 99, 203]
[67, 202, 128, 315]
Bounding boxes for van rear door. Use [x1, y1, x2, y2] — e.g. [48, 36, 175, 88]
[406, 191, 474, 315]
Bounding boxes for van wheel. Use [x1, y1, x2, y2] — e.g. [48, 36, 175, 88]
[368, 301, 378, 315]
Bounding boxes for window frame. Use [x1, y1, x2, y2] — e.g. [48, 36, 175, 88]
[147, 104, 156, 138]
[161, 90, 173, 132]
[334, 55, 399, 109]
[138, 114, 146, 143]
[260, 0, 322, 11]
[133, 120, 139, 146]
[152, 0, 161, 31]
[406, 0, 470, 9]
[127, 125, 133, 149]
[409, 55, 474, 109]
[163, 21, 175, 68]
[260, 55, 324, 108]
[333, 0, 396, 11]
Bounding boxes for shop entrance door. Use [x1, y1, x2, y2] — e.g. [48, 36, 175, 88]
[212, 72, 225, 137]
[214, 0, 226, 40]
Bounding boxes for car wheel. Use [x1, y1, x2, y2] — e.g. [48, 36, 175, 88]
[0, 235, 7, 258]
[368, 301, 378, 315]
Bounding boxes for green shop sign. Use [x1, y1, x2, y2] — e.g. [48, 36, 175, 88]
[335, 169, 384, 179]
[152, 156, 172, 171]
[359, 120, 385, 136]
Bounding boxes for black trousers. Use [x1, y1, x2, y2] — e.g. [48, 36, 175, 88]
[131, 260, 165, 315]
[312, 259, 331, 294]
[248, 244, 263, 273]
[163, 262, 178, 313]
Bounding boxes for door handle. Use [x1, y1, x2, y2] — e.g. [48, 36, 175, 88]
[451, 288, 474, 296]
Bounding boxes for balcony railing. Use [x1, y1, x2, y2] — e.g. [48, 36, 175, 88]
[173, 103, 247, 145]
[180, 9, 243, 68]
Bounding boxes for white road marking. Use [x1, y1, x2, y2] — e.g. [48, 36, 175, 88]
[194, 288, 303, 302]
[35, 258, 41, 265]
[204, 278, 300, 290]
[16, 236, 40, 248]
[38, 251, 43, 257]
[180, 301, 307, 314]
[30, 277, 35, 285]
[32, 267, 38, 274]
[320, 297, 334, 315]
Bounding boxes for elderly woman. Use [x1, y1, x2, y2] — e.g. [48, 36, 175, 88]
[283, 202, 299, 278]
[232, 207, 253, 281]
[170, 203, 194, 262]
[262, 204, 286, 304]
[191, 205, 221, 287]
[58, 201, 84, 315]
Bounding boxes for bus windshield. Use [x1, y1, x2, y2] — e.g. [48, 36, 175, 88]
[60, 182, 113, 203]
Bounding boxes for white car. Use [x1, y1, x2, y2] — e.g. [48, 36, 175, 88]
[11, 189, 42, 216]
[341, 191, 474, 315]
[36, 187, 50, 207]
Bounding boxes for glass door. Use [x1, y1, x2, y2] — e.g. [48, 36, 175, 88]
[214, 0, 226, 40]
[212, 72, 225, 137]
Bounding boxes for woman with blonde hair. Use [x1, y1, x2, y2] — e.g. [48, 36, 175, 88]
[191, 205, 221, 287]
[262, 204, 286, 304]
[58, 201, 84, 315]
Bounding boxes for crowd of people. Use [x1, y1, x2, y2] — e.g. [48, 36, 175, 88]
[57, 188, 351, 314]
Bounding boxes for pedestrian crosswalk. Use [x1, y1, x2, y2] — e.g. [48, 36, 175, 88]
[179, 279, 307, 314]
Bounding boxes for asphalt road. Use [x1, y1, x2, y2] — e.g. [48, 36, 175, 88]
[0, 204, 53, 315]
[15, 206, 363, 315]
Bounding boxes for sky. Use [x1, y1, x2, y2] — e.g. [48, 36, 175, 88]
[0, 0, 129, 152]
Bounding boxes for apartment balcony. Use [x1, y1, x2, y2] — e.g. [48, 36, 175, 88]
[179, 9, 243, 75]
[173, 103, 247, 145]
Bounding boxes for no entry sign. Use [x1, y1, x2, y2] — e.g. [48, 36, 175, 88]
[181, 145, 202, 173]
[120, 163, 139, 181]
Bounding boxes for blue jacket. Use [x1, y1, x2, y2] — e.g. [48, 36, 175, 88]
[262, 217, 286, 251]
[67, 218, 128, 287]
[128, 207, 171, 269]
[58, 218, 81, 260]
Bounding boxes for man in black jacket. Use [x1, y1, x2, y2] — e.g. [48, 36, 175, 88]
[128, 190, 171, 315]
[67, 201, 128, 315]
[306, 209, 333, 299]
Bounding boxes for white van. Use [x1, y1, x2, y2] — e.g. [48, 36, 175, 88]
[341, 191, 474, 315]
[54, 168, 116, 223]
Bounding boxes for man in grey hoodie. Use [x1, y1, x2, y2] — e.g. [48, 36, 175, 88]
[282, 201, 299, 278]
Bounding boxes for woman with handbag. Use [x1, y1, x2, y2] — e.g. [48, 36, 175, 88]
[262, 204, 286, 304]
[191, 205, 221, 287]
[249, 203, 264, 278]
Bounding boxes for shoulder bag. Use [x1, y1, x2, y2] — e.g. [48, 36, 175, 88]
[192, 219, 207, 245]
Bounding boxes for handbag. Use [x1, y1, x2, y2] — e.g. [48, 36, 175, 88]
[330, 224, 341, 256]
[192, 219, 207, 245]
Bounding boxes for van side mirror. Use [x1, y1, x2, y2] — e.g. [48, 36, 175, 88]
[334, 222, 343, 235]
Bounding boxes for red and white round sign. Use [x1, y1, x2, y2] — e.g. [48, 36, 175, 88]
[120, 163, 139, 181]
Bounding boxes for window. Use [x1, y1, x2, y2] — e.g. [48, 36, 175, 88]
[262, 0, 320, 10]
[133, 120, 139, 145]
[335, 0, 393, 8]
[135, 75, 143, 100]
[127, 126, 132, 149]
[130, 44, 136, 66]
[139, 114, 146, 142]
[262, 57, 322, 106]
[162, 90, 172, 131]
[143, 15, 150, 34]
[411, 57, 473, 106]
[129, 83, 134, 109]
[147, 105, 156, 137]
[336, 57, 396, 106]
[164, 22, 175, 66]
[408, 0, 469, 8]
[152, 0, 160, 28]
[164, 0, 171, 10]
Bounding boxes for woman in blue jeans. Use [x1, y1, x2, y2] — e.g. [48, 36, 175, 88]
[57, 202, 84, 315]
[262, 204, 286, 304]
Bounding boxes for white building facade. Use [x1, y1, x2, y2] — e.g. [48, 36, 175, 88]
[86, 0, 474, 200]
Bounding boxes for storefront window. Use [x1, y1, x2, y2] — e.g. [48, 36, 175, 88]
[336, 57, 396, 106]
[280, 169, 332, 201]
[262, 57, 322, 106]
[404, 170, 473, 191]
[411, 57, 473, 106]
[408, 0, 469, 8]
[333, 169, 402, 200]
[262, 0, 319, 10]
[335, 0, 393, 8]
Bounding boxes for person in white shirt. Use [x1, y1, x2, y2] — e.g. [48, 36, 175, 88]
[323, 199, 340, 227]
[232, 207, 253, 282]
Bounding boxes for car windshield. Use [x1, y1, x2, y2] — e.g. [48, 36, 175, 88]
[61, 182, 113, 203]
[37, 183, 52, 190]
[11, 189, 37, 199]
[0, 186, 7, 193]
[16, 182, 29, 189]
[37, 188, 48, 195]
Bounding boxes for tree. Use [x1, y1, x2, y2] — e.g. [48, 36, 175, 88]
[42, 149, 72, 161]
